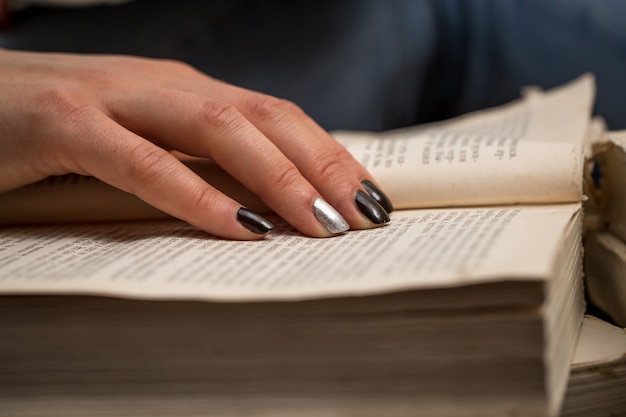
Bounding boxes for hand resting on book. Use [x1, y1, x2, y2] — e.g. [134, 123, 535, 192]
[0, 49, 392, 239]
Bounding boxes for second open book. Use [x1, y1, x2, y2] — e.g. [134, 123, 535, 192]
[0, 75, 595, 417]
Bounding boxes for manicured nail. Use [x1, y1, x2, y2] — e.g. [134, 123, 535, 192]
[237, 207, 275, 235]
[313, 198, 350, 234]
[361, 180, 394, 213]
[355, 190, 390, 225]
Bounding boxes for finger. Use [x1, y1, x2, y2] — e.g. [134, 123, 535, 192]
[109, 89, 351, 237]
[57, 108, 276, 240]
[236, 90, 395, 215]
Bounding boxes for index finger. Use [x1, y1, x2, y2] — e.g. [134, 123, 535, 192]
[58, 108, 277, 240]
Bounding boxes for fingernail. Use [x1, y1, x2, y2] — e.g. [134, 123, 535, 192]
[361, 180, 394, 213]
[237, 207, 275, 235]
[313, 198, 350, 234]
[356, 190, 390, 225]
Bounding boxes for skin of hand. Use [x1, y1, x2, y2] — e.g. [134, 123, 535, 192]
[0, 49, 392, 239]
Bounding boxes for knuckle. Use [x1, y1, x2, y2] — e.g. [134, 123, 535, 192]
[189, 186, 220, 216]
[310, 155, 346, 184]
[125, 143, 173, 192]
[35, 86, 93, 129]
[267, 162, 302, 192]
[334, 145, 354, 162]
[199, 101, 243, 131]
[246, 94, 303, 122]
[109, 55, 192, 77]
[157, 58, 198, 76]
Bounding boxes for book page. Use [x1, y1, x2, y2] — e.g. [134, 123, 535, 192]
[334, 75, 594, 209]
[572, 315, 626, 368]
[0, 204, 580, 301]
[561, 315, 626, 417]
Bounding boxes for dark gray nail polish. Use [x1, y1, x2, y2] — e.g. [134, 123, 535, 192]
[355, 190, 390, 225]
[361, 180, 394, 213]
[237, 208, 274, 234]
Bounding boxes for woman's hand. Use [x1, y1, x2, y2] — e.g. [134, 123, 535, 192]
[0, 49, 392, 239]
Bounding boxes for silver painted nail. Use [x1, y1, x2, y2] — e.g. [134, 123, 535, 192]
[312, 198, 350, 234]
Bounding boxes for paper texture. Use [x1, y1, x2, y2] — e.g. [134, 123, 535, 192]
[0, 204, 580, 301]
[334, 75, 593, 209]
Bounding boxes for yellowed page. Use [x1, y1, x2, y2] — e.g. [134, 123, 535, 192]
[561, 315, 626, 417]
[0, 204, 580, 301]
[334, 75, 594, 209]
[572, 315, 626, 368]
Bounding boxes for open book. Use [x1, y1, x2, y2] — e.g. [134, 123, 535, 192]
[0, 76, 594, 417]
